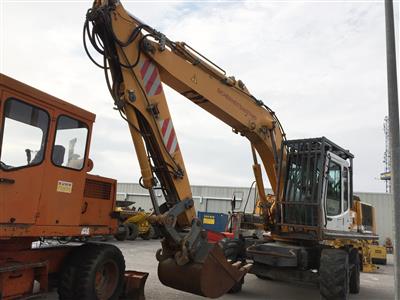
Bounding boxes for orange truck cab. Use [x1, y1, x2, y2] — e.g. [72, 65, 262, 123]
[0, 73, 126, 299]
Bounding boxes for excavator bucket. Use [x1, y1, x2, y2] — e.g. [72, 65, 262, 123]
[158, 244, 250, 298]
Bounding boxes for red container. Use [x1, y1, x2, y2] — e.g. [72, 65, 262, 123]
[207, 230, 234, 243]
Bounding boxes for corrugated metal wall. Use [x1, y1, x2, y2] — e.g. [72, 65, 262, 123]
[354, 192, 394, 244]
[117, 183, 264, 214]
[117, 183, 393, 243]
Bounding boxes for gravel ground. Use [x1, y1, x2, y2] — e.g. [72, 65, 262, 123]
[42, 239, 394, 300]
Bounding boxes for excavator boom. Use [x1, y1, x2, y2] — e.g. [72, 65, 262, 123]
[85, 0, 284, 297]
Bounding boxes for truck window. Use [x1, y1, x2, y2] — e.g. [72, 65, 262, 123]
[52, 115, 88, 170]
[343, 167, 349, 211]
[326, 160, 341, 216]
[0, 98, 49, 170]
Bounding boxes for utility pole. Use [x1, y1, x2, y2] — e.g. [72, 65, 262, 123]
[384, 1, 399, 298]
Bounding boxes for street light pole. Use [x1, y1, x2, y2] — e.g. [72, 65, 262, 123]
[384, 1, 399, 298]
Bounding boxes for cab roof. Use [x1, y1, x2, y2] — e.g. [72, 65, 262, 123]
[0, 73, 96, 123]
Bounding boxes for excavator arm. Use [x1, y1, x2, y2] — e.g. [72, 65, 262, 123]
[84, 0, 285, 297]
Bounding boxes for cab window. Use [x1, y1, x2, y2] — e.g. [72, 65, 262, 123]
[343, 167, 349, 211]
[326, 160, 341, 216]
[52, 115, 88, 170]
[0, 98, 49, 170]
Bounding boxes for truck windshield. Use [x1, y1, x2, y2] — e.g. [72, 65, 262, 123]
[0, 98, 49, 170]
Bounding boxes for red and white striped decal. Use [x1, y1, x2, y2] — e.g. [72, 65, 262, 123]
[139, 58, 163, 97]
[159, 118, 179, 155]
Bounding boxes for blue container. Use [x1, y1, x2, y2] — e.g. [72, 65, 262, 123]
[198, 211, 229, 232]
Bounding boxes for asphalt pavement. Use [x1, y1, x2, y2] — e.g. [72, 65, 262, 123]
[41, 239, 394, 300]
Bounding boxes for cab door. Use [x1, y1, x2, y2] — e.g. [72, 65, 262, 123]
[0, 94, 51, 224]
[324, 152, 352, 232]
[37, 114, 90, 226]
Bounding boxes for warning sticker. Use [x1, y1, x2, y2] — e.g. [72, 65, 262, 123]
[57, 181, 73, 193]
[203, 216, 215, 225]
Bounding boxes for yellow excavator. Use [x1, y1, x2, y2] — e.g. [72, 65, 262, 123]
[84, 1, 378, 299]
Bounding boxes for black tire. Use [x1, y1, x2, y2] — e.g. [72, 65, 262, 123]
[218, 238, 245, 261]
[59, 243, 125, 300]
[319, 249, 349, 300]
[114, 224, 129, 241]
[58, 246, 86, 300]
[359, 254, 364, 272]
[219, 238, 246, 294]
[349, 250, 360, 294]
[126, 223, 139, 241]
[141, 225, 155, 240]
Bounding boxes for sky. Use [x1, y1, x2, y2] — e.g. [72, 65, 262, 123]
[1, 0, 399, 193]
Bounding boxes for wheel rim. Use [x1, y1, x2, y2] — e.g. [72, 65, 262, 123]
[94, 259, 119, 300]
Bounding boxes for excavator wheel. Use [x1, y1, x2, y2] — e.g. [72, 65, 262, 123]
[218, 238, 246, 294]
[319, 248, 349, 300]
[58, 243, 125, 300]
[114, 224, 129, 241]
[126, 223, 139, 241]
[140, 225, 155, 240]
[218, 238, 246, 261]
[349, 249, 361, 294]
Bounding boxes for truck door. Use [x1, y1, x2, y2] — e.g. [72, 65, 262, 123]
[324, 152, 352, 232]
[0, 96, 50, 224]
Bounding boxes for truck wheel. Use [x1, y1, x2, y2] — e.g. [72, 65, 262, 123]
[141, 225, 155, 240]
[126, 223, 139, 241]
[77, 244, 125, 300]
[58, 246, 85, 300]
[319, 249, 349, 300]
[349, 249, 360, 294]
[114, 224, 128, 241]
[58, 244, 125, 300]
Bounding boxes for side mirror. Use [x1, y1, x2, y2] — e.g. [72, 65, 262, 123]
[87, 158, 94, 172]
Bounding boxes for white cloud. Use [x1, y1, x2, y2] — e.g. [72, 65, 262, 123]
[2, 0, 397, 192]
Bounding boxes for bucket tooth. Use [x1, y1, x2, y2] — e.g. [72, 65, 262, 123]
[232, 261, 242, 268]
[121, 271, 149, 300]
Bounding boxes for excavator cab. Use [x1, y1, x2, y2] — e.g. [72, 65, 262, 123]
[0, 74, 118, 233]
[276, 137, 356, 239]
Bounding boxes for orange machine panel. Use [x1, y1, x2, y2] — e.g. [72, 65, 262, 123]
[80, 174, 118, 227]
[0, 73, 117, 238]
